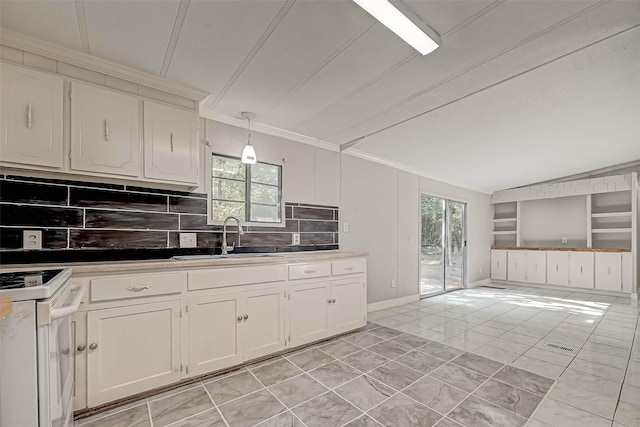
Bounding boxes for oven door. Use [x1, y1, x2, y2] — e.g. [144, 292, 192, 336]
[37, 283, 84, 427]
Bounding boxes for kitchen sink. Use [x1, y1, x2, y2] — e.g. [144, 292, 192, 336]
[172, 253, 284, 261]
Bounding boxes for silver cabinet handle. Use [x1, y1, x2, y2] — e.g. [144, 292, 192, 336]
[104, 119, 110, 141]
[580, 266, 583, 274]
[332, 299, 336, 303]
[243, 314, 249, 320]
[170, 132, 174, 153]
[345, 266, 353, 271]
[26, 103, 32, 129]
[89, 343, 98, 350]
[608, 267, 611, 275]
[126, 285, 151, 292]
[237, 315, 243, 321]
[77, 344, 86, 352]
[304, 269, 316, 274]
[61, 348, 70, 355]
[556, 264, 558, 272]
[328, 299, 332, 304]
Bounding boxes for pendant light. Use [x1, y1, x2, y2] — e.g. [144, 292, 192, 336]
[241, 112, 257, 164]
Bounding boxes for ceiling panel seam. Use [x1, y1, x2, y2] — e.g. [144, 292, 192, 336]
[161, 0, 190, 78]
[441, 0, 506, 38]
[342, 22, 640, 148]
[73, 0, 90, 54]
[330, 0, 611, 142]
[290, 0, 507, 132]
[204, 0, 297, 111]
[262, 22, 377, 119]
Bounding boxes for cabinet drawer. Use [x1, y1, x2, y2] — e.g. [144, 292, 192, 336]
[289, 263, 331, 280]
[332, 259, 366, 276]
[91, 273, 185, 302]
[189, 265, 286, 291]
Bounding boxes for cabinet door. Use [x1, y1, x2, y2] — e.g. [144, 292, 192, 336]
[622, 253, 633, 293]
[143, 101, 198, 184]
[72, 311, 87, 412]
[546, 251, 569, 286]
[87, 301, 181, 407]
[525, 251, 546, 284]
[0, 63, 63, 167]
[289, 281, 331, 347]
[507, 251, 526, 282]
[243, 288, 286, 361]
[595, 253, 622, 292]
[568, 252, 594, 288]
[491, 250, 507, 280]
[188, 292, 243, 375]
[71, 82, 140, 176]
[330, 277, 366, 334]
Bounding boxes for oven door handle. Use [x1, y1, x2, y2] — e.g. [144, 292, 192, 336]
[50, 286, 85, 321]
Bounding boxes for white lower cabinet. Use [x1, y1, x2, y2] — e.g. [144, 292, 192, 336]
[525, 251, 546, 284]
[330, 277, 366, 334]
[188, 292, 244, 376]
[595, 253, 622, 292]
[86, 300, 182, 407]
[568, 252, 594, 288]
[75, 256, 367, 411]
[507, 250, 526, 282]
[546, 251, 569, 286]
[289, 280, 331, 347]
[622, 253, 633, 293]
[491, 250, 507, 280]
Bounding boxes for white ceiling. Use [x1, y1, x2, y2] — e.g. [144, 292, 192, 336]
[1, 0, 639, 193]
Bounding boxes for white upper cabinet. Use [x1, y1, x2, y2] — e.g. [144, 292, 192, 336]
[71, 82, 140, 176]
[0, 63, 63, 168]
[143, 101, 198, 184]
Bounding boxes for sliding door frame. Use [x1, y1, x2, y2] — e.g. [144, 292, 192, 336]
[419, 192, 468, 298]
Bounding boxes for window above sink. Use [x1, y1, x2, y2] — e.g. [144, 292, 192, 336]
[208, 153, 284, 226]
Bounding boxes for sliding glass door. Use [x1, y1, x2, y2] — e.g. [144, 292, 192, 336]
[420, 195, 466, 297]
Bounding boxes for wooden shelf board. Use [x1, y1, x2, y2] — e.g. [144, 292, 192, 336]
[591, 212, 632, 218]
[492, 217, 517, 222]
[492, 231, 517, 235]
[491, 246, 631, 253]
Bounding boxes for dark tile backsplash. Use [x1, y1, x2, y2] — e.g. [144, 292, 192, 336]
[0, 176, 339, 255]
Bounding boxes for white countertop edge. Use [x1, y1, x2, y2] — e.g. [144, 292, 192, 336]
[0, 250, 368, 275]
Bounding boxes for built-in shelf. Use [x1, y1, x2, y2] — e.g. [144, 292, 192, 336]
[492, 231, 517, 235]
[591, 211, 632, 218]
[591, 228, 632, 234]
[492, 217, 517, 223]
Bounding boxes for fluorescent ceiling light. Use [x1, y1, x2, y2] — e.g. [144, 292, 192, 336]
[353, 0, 439, 55]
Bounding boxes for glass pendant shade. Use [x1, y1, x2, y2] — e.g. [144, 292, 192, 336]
[241, 143, 257, 164]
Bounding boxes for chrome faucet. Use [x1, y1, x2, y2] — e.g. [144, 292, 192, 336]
[221, 216, 244, 255]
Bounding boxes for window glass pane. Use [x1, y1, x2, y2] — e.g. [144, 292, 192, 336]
[250, 204, 281, 223]
[212, 156, 245, 180]
[212, 201, 245, 221]
[212, 177, 245, 202]
[251, 162, 279, 185]
[251, 183, 278, 205]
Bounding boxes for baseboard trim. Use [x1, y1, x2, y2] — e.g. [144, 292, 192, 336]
[367, 295, 419, 312]
[467, 279, 491, 289]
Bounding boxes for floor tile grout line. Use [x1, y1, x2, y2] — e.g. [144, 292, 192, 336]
[201, 380, 231, 427]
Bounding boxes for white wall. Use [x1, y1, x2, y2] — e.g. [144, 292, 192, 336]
[340, 154, 492, 304]
[205, 120, 340, 207]
[520, 196, 587, 247]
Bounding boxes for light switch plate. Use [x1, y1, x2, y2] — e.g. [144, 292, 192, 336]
[343, 222, 349, 233]
[179, 233, 197, 248]
[292, 233, 300, 245]
[23, 230, 42, 250]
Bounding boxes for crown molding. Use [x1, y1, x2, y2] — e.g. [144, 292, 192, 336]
[199, 106, 340, 153]
[0, 28, 208, 101]
[343, 147, 426, 178]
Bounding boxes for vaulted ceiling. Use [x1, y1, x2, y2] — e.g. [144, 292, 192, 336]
[2, 0, 639, 193]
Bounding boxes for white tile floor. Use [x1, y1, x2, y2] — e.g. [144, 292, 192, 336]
[369, 284, 640, 426]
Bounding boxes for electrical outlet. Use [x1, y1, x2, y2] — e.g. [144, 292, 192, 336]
[179, 233, 197, 248]
[561, 237, 568, 244]
[391, 279, 396, 288]
[343, 222, 349, 233]
[23, 230, 42, 250]
[292, 233, 300, 245]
